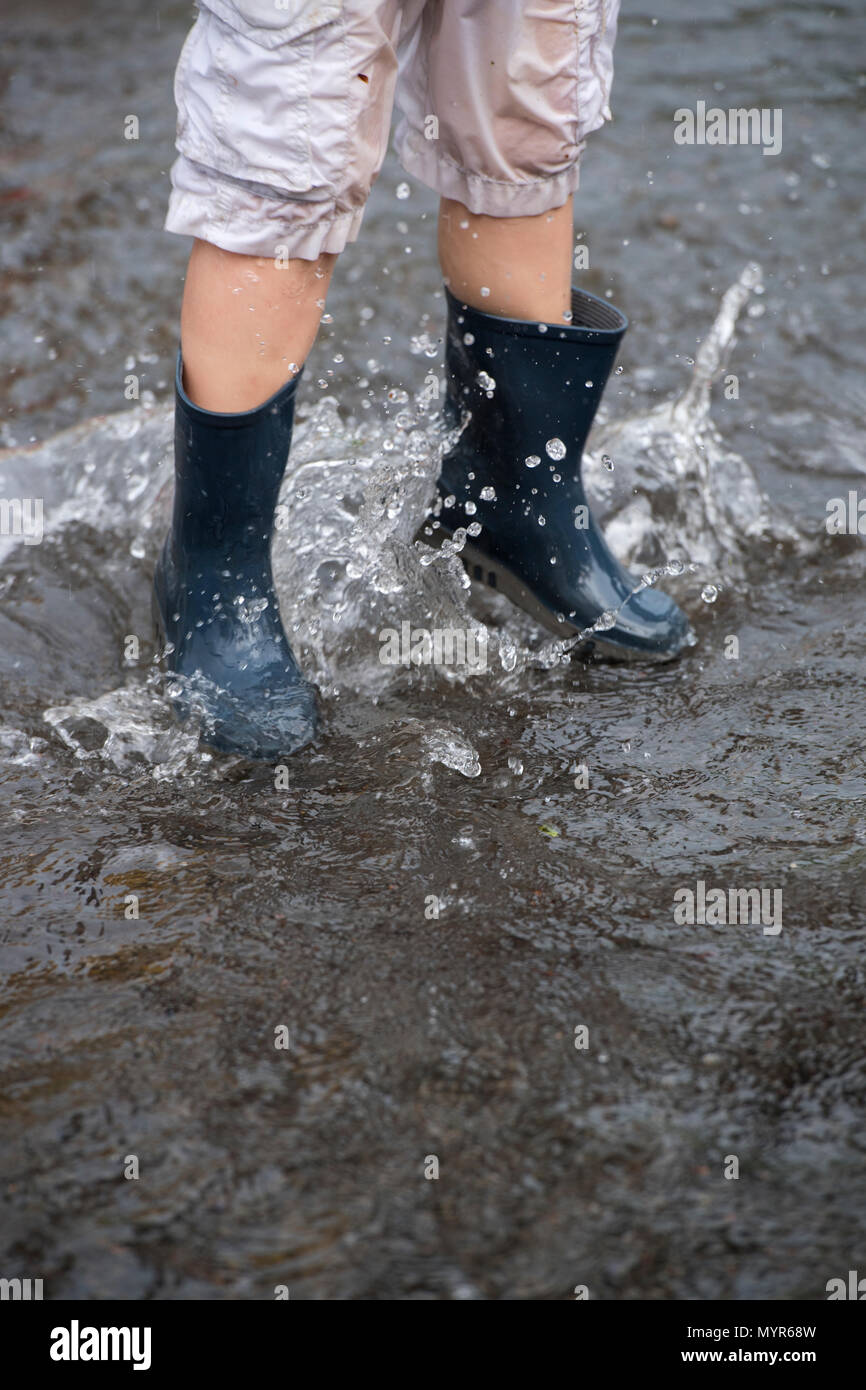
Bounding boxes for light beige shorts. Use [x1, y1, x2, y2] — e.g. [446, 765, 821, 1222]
[165, 0, 619, 260]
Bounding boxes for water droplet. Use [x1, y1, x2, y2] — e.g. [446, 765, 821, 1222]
[584, 380, 594, 388]
[463, 332, 475, 346]
[525, 454, 541, 468]
[467, 521, 482, 536]
[410, 331, 439, 356]
[701, 584, 719, 604]
[422, 729, 481, 778]
[538, 323, 548, 333]
[601, 454, 614, 470]
[476, 371, 495, 391]
[480, 286, 491, 298]
[480, 486, 496, 501]
[396, 181, 411, 199]
[545, 437, 566, 460]
[614, 365, 624, 375]
[638, 568, 664, 588]
[507, 756, 524, 775]
[538, 515, 546, 526]
[465, 501, 477, 515]
[665, 558, 685, 576]
[594, 609, 618, 632]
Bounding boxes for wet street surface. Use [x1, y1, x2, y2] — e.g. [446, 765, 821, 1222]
[0, 0, 864, 1298]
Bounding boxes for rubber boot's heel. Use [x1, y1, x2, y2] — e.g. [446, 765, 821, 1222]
[416, 519, 574, 635]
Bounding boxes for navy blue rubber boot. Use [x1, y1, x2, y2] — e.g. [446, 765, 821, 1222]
[153, 356, 317, 759]
[423, 288, 692, 661]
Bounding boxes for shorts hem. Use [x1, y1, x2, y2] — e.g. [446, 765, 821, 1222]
[164, 185, 367, 260]
[397, 131, 584, 217]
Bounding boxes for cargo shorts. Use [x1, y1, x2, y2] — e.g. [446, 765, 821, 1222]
[164, 0, 620, 260]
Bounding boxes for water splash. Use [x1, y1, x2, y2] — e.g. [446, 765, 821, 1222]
[44, 682, 202, 776]
[270, 393, 483, 695]
[0, 266, 813, 773]
[421, 725, 482, 778]
[584, 263, 801, 580]
[0, 405, 172, 564]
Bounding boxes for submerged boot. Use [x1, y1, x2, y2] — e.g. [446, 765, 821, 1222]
[424, 287, 692, 660]
[152, 357, 317, 758]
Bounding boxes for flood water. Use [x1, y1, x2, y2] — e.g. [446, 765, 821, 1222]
[1, 0, 864, 1299]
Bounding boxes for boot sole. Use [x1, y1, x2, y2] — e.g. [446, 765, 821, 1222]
[416, 524, 683, 664]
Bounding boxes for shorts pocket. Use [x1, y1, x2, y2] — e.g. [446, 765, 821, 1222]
[174, 2, 344, 194]
[202, 1, 343, 48]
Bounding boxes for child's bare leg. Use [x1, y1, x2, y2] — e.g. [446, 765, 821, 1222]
[438, 195, 573, 324]
[179, 238, 337, 412]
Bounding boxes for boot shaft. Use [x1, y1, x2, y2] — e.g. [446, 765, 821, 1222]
[171, 353, 300, 557]
[444, 288, 627, 484]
